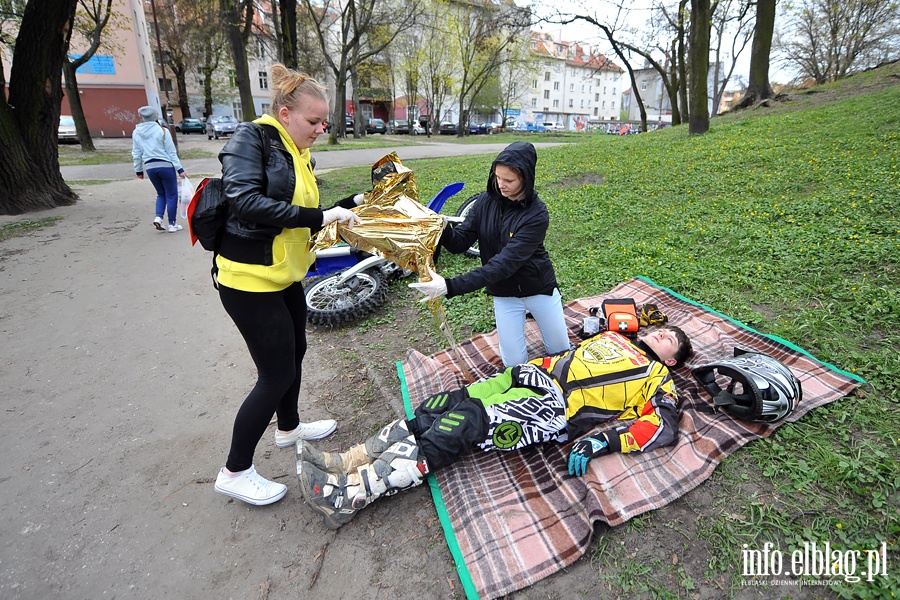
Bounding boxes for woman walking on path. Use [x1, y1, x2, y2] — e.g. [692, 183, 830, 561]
[132, 106, 187, 232]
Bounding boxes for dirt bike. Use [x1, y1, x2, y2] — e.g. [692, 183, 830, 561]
[305, 182, 474, 327]
[453, 193, 481, 258]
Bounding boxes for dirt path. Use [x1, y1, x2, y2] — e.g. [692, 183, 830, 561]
[0, 179, 462, 599]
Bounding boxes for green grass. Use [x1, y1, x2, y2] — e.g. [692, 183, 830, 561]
[0, 217, 62, 241]
[316, 63, 900, 597]
[315, 133, 423, 151]
[57, 145, 217, 165]
[58, 147, 133, 166]
[69, 179, 115, 186]
[425, 130, 585, 144]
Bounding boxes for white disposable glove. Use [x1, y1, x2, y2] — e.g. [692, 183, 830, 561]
[408, 268, 447, 301]
[322, 206, 361, 228]
[353, 193, 366, 206]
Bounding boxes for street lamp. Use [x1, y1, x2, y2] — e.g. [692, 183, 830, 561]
[149, 0, 178, 149]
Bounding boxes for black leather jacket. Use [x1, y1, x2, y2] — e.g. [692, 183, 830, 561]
[441, 141, 559, 298]
[217, 122, 327, 265]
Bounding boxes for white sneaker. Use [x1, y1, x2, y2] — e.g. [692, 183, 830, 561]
[214, 465, 287, 505]
[275, 420, 337, 447]
[168, 223, 183, 232]
[153, 216, 164, 231]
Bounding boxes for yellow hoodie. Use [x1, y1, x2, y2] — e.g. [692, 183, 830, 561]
[215, 114, 319, 292]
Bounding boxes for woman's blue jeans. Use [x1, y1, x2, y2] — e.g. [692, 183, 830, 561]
[147, 167, 179, 224]
[492, 287, 570, 367]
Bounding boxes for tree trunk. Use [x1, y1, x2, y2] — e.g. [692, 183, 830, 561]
[202, 44, 216, 118]
[668, 43, 682, 125]
[169, 56, 191, 119]
[329, 57, 350, 144]
[279, 0, 298, 70]
[0, 0, 79, 215]
[739, 0, 776, 107]
[677, 34, 688, 124]
[176, 68, 191, 118]
[688, 0, 711, 135]
[351, 65, 362, 138]
[221, 0, 257, 121]
[62, 60, 96, 152]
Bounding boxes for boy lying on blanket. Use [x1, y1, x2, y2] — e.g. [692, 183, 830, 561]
[298, 325, 693, 529]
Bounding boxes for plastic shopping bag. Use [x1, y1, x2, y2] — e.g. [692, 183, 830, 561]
[179, 176, 194, 219]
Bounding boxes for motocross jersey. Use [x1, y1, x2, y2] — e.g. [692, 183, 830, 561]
[530, 331, 679, 453]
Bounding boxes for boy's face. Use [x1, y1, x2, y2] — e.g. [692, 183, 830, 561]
[639, 327, 680, 367]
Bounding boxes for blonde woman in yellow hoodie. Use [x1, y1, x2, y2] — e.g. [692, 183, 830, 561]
[213, 64, 362, 506]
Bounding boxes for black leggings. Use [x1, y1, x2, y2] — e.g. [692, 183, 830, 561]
[219, 281, 307, 472]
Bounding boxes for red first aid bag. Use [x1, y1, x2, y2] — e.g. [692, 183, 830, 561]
[602, 298, 639, 333]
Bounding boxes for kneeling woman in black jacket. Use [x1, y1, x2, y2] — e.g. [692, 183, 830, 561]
[212, 64, 361, 506]
[410, 141, 570, 367]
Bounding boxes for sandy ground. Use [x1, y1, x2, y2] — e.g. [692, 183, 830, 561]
[0, 169, 470, 598]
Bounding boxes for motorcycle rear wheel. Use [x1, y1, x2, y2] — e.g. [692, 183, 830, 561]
[305, 268, 388, 326]
[455, 194, 481, 258]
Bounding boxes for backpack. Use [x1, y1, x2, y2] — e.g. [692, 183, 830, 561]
[186, 123, 280, 286]
[187, 123, 279, 250]
[186, 177, 226, 251]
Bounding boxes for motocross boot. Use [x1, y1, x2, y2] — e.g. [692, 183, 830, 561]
[296, 419, 412, 475]
[298, 434, 428, 530]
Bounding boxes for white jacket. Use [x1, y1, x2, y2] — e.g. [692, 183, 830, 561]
[132, 122, 184, 175]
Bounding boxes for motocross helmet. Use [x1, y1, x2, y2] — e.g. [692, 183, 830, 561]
[691, 349, 802, 423]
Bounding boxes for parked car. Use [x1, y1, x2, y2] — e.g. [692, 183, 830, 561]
[176, 118, 204, 134]
[58, 115, 77, 143]
[392, 120, 424, 135]
[365, 118, 387, 135]
[479, 122, 502, 134]
[439, 121, 458, 135]
[206, 115, 238, 139]
[467, 122, 480, 135]
[525, 122, 546, 133]
[543, 122, 564, 132]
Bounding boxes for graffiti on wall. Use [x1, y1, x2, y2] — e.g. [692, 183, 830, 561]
[573, 115, 588, 132]
[105, 106, 138, 124]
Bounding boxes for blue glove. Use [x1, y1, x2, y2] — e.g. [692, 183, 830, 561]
[567, 436, 609, 477]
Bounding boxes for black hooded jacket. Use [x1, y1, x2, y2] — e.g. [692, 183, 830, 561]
[441, 141, 559, 298]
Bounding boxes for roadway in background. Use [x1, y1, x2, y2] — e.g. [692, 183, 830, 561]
[60, 134, 567, 181]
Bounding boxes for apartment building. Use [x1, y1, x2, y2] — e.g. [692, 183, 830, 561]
[5, 0, 162, 137]
[623, 67, 672, 124]
[622, 64, 728, 123]
[515, 31, 624, 131]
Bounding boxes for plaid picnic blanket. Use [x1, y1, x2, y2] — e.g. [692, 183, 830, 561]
[397, 277, 863, 600]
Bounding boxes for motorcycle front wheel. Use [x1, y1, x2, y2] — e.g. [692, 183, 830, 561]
[454, 194, 481, 258]
[305, 268, 388, 326]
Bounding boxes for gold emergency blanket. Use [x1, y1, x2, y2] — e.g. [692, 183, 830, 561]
[309, 153, 474, 381]
[310, 153, 442, 276]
